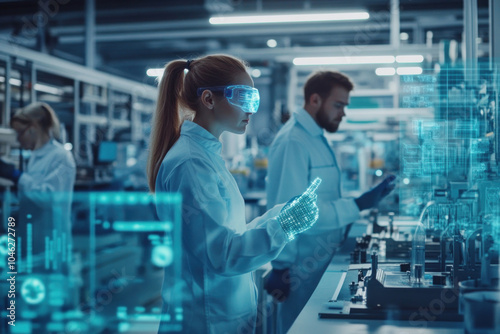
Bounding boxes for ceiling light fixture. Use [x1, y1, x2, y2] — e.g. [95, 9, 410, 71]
[267, 39, 277, 48]
[0, 77, 63, 95]
[294, 54, 424, 66]
[209, 11, 369, 25]
[147, 68, 164, 77]
[375, 67, 396, 76]
[251, 69, 262, 78]
[293, 56, 395, 66]
[0, 77, 22, 86]
[375, 67, 423, 76]
[395, 55, 424, 63]
[33, 83, 64, 95]
[396, 67, 423, 75]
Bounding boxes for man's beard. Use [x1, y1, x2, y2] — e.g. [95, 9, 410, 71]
[316, 105, 340, 133]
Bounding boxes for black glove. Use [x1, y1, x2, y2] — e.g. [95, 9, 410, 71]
[0, 160, 21, 183]
[264, 268, 290, 302]
[354, 175, 396, 211]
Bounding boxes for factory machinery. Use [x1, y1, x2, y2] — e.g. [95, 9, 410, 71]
[320, 65, 500, 332]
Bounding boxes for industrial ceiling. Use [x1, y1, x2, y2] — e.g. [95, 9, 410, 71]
[0, 0, 491, 85]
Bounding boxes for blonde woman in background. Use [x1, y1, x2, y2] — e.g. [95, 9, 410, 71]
[0, 102, 76, 271]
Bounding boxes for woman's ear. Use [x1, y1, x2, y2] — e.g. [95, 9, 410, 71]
[200, 90, 215, 110]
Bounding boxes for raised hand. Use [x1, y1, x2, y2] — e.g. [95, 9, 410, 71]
[277, 177, 322, 240]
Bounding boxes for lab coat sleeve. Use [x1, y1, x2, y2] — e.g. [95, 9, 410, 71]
[18, 151, 75, 205]
[161, 158, 288, 277]
[246, 203, 285, 231]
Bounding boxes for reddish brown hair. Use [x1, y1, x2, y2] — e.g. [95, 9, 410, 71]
[147, 54, 248, 192]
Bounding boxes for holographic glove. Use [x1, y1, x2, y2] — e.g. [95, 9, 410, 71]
[277, 177, 321, 241]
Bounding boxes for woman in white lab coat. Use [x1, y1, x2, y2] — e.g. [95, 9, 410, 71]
[147, 54, 320, 334]
[0, 102, 76, 270]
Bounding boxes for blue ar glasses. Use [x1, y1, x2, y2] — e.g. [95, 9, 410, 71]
[196, 85, 260, 114]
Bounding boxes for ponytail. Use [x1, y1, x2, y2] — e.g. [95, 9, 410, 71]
[147, 54, 249, 192]
[147, 60, 186, 192]
[41, 103, 61, 140]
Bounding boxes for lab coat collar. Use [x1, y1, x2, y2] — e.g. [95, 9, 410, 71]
[181, 120, 222, 154]
[31, 138, 56, 157]
[295, 109, 323, 137]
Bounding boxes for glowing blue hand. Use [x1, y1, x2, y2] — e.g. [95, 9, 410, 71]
[278, 177, 321, 241]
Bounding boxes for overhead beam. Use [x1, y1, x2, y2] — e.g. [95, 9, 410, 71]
[490, 0, 500, 64]
[85, 0, 95, 68]
[0, 41, 157, 98]
[104, 43, 441, 64]
[463, 0, 478, 85]
[48, 8, 490, 36]
[55, 19, 489, 44]
[390, 0, 400, 48]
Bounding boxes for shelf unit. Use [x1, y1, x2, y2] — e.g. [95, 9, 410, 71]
[0, 42, 157, 169]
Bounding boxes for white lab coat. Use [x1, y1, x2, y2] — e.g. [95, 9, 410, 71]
[155, 121, 288, 334]
[18, 138, 76, 270]
[266, 109, 360, 333]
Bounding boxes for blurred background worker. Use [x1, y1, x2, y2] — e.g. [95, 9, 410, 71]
[0, 102, 76, 271]
[147, 54, 320, 334]
[265, 71, 395, 333]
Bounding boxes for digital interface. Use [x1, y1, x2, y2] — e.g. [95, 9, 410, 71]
[398, 63, 499, 242]
[1, 191, 183, 334]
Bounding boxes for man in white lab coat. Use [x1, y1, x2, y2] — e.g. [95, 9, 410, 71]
[265, 71, 395, 333]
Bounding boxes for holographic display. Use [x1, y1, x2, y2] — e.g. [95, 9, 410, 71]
[1, 191, 183, 333]
[398, 63, 499, 225]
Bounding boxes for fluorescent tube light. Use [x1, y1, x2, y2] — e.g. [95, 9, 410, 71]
[0, 77, 22, 86]
[34, 83, 64, 95]
[147, 68, 164, 77]
[375, 67, 396, 76]
[396, 55, 424, 63]
[293, 56, 395, 66]
[1, 77, 63, 95]
[209, 11, 369, 25]
[396, 67, 423, 75]
[375, 67, 424, 76]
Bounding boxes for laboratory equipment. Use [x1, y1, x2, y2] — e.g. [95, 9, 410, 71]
[411, 222, 426, 283]
[319, 63, 500, 324]
[463, 292, 500, 334]
[0, 127, 17, 157]
[95, 141, 118, 164]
